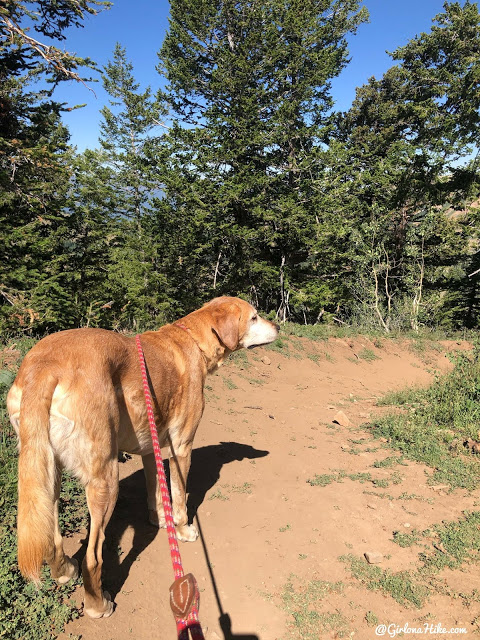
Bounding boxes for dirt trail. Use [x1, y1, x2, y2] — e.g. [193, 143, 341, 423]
[60, 336, 479, 640]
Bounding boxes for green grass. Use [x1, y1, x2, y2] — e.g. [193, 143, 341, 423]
[365, 611, 379, 626]
[307, 468, 403, 488]
[341, 510, 480, 609]
[264, 336, 291, 356]
[376, 386, 423, 407]
[230, 482, 253, 494]
[420, 510, 480, 574]
[281, 576, 348, 639]
[369, 346, 480, 490]
[307, 470, 373, 486]
[372, 455, 405, 468]
[230, 349, 251, 369]
[340, 553, 428, 608]
[0, 339, 88, 640]
[222, 376, 238, 390]
[280, 321, 467, 343]
[357, 347, 380, 362]
[208, 488, 229, 501]
[392, 529, 422, 548]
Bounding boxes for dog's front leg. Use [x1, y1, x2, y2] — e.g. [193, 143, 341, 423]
[142, 452, 166, 528]
[169, 448, 198, 542]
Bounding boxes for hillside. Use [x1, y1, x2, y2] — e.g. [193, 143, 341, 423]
[53, 334, 480, 640]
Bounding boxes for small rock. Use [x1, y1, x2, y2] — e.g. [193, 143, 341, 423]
[364, 551, 383, 564]
[430, 484, 450, 492]
[333, 410, 352, 427]
[367, 503, 377, 510]
[261, 355, 271, 365]
[403, 522, 411, 528]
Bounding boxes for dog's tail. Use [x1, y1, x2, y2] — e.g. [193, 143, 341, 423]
[17, 374, 57, 584]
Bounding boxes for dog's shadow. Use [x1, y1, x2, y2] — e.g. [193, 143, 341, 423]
[185, 441, 268, 520]
[74, 441, 269, 604]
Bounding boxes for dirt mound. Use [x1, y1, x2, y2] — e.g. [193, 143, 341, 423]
[60, 335, 478, 640]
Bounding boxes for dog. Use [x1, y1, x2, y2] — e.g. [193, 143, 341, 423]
[7, 296, 278, 618]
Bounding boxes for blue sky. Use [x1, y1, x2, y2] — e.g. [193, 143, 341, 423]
[48, 0, 452, 151]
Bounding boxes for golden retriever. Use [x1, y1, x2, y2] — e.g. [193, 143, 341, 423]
[7, 296, 278, 618]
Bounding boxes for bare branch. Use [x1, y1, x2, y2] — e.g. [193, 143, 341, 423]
[1, 15, 96, 94]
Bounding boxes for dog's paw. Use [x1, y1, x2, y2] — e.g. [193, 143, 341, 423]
[176, 523, 199, 542]
[148, 508, 166, 528]
[56, 557, 79, 585]
[84, 591, 114, 619]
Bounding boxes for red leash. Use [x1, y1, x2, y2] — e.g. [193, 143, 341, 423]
[135, 335, 205, 640]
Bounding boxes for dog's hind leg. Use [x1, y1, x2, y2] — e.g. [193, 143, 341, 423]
[142, 452, 166, 528]
[82, 457, 118, 619]
[46, 463, 79, 584]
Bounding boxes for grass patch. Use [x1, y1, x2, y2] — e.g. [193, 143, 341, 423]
[307, 469, 402, 488]
[222, 376, 238, 390]
[341, 510, 480, 609]
[281, 576, 348, 639]
[230, 482, 253, 494]
[420, 510, 480, 574]
[392, 529, 422, 548]
[208, 488, 229, 501]
[408, 338, 444, 363]
[365, 610, 379, 626]
[229, 349, 251, 369]
[307, 470, 373, 486]
[264, 337, 291, 356]
[376, 386, 423, 407]
[340, 553, 428, 608]
[307, 352, 320, 365]
[369, 347, 480, 490]
[372, 455, 405, 468]
[357, 348, 380, 362]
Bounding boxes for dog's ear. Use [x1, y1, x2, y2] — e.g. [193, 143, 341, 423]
[211, 303, 242, 351]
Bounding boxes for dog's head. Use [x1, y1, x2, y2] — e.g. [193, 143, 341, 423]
[203, 297, 279, 352]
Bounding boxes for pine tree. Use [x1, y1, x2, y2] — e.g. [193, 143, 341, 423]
[58, 148, 120, 327]
[157, 0, 368, 320]
[0, 0, 108, 332]
[98, 44, 173, 329]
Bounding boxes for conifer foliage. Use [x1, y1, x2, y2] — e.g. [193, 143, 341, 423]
[1, 1, 480, 333]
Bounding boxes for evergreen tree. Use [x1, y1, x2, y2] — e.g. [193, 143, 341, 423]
[157, 0, 368, 320]
[98, 44, 172, 329]
[332, 1, 480, 330]
[0, 0, 108, 332]
[59, 148, 120, 327]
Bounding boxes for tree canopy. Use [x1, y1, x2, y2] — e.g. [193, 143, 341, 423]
[1, 0, 479, 334]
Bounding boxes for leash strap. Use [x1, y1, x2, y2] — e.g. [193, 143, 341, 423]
[135, 335, 205, 640]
